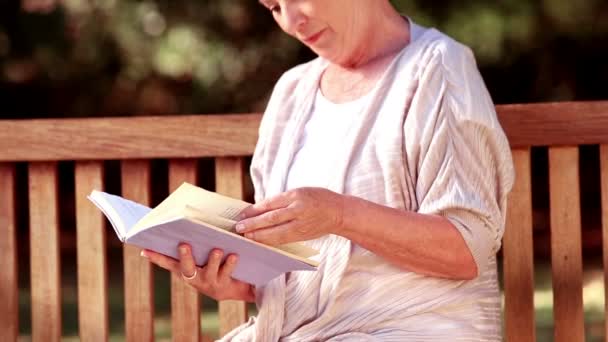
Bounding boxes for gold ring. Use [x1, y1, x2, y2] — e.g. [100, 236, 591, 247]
[182, 268, 198, 280]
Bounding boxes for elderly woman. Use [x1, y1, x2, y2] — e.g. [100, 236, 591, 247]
[144, 0, 515, 340]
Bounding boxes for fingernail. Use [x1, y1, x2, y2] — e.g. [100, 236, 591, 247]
[235, 223, 245, 233]
[140, 251, 148, 258]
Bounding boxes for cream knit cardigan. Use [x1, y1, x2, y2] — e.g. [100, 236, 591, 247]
[220, 22, 515, 341]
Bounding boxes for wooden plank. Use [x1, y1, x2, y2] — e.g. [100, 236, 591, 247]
[169, 159, 201, 342]
[215, 157, 248, 337]
[0, 164, 18, 342]
[548, 147, 584, 342]
[0, 114, 260, 161]
[502, 149, 535, 342]
[496, 101, 608, 147]
[601, 144, 608, 341]
[1, 102, 608, 162]
[74, 161, 109, 341]
[28, 162, 62, 341]
[121, 160, 154, 342]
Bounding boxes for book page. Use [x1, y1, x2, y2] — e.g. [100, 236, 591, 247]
[126, 182, 319, 261]
[88, 190, 152, 240]
[181, 206, 319, 259]
[274, 242, 319, 259]
[180, 213, 318, 263]
[131, 182, 251, 234]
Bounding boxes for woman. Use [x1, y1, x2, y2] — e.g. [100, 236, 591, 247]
[143, 0, 514, 340]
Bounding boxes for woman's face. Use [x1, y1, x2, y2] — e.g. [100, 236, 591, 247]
[259, 0, 368, 64]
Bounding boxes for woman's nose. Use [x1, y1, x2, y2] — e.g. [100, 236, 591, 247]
[281, 4, 307, 36]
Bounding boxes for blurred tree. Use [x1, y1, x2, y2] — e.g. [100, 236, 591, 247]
[0, 0, 607, 118]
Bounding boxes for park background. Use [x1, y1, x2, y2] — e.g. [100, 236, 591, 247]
[1, 0, 607, 340]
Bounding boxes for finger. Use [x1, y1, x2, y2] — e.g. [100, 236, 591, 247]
[244, 221, 299, 246]
[238, 192, 293, 220]
[218, 254, 239, 282]
[177, 243, 198, 279]
[142, 249, 181, 273]
[236, 207, 296, 233]
[204, 249, 224, 280]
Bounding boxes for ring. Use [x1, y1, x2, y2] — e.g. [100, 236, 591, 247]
[182, 268, 198, 280]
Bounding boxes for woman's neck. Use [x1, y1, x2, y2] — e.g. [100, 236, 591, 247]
[320, 5, 412, 103]
[337, 5, 410, 69]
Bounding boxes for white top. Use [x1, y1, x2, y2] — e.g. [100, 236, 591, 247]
[285, 90, 372, 190]
[220, 19, 514, 342]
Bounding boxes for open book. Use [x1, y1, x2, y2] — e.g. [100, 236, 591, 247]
[88, 182, 319, 286]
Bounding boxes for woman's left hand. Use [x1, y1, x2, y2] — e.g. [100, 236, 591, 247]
[236, 187, 345, 245]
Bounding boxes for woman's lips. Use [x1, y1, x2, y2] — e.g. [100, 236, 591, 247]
[303, 29, 325, 45]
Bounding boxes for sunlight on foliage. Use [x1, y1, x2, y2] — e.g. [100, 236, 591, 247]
[2, 0, 607, 116]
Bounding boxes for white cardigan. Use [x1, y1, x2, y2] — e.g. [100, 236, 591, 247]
[220, 21, 514, 341]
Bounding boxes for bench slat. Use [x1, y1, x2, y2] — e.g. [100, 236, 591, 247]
[600, 144, 608, 341]
[503, 149, 535, 342]
[0, 114, 260, 162]
[121, 160, 155, 341]
[75, 161, 109, 340]
[1, 102, 608, 163]
[169, 159, 201, 342]
[0, 164, 18, 342]
[28, 162, 62, 341]
[549, 147, 584, 342]
[497, 101, 608, 147]
[215, 157, 248, 337]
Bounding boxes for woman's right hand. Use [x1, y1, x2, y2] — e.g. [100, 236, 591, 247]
[142, 244, 255, 302]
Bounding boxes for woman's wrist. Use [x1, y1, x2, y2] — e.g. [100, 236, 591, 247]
[333, 192, 346, 235]
[333, 194, 361, 239]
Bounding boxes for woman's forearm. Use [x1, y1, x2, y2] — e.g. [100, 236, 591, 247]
[337, 195, 478, 280]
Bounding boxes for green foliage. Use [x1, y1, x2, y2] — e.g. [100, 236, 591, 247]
[0, 0, 607, 118]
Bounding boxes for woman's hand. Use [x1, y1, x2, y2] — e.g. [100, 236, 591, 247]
[142, 244, 255, 302]
[236, 187, 345, 245]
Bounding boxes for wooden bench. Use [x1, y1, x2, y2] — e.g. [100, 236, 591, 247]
[0, 101, 607, 341]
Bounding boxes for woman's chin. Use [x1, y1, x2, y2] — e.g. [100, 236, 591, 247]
[310, 48, 339, 63]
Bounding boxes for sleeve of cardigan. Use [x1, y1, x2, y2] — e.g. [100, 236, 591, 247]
[410, 39, 515, 275]
[249, 63, 310, 203]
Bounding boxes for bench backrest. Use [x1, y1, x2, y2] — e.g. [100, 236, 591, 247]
[0, 101, 607, 341]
